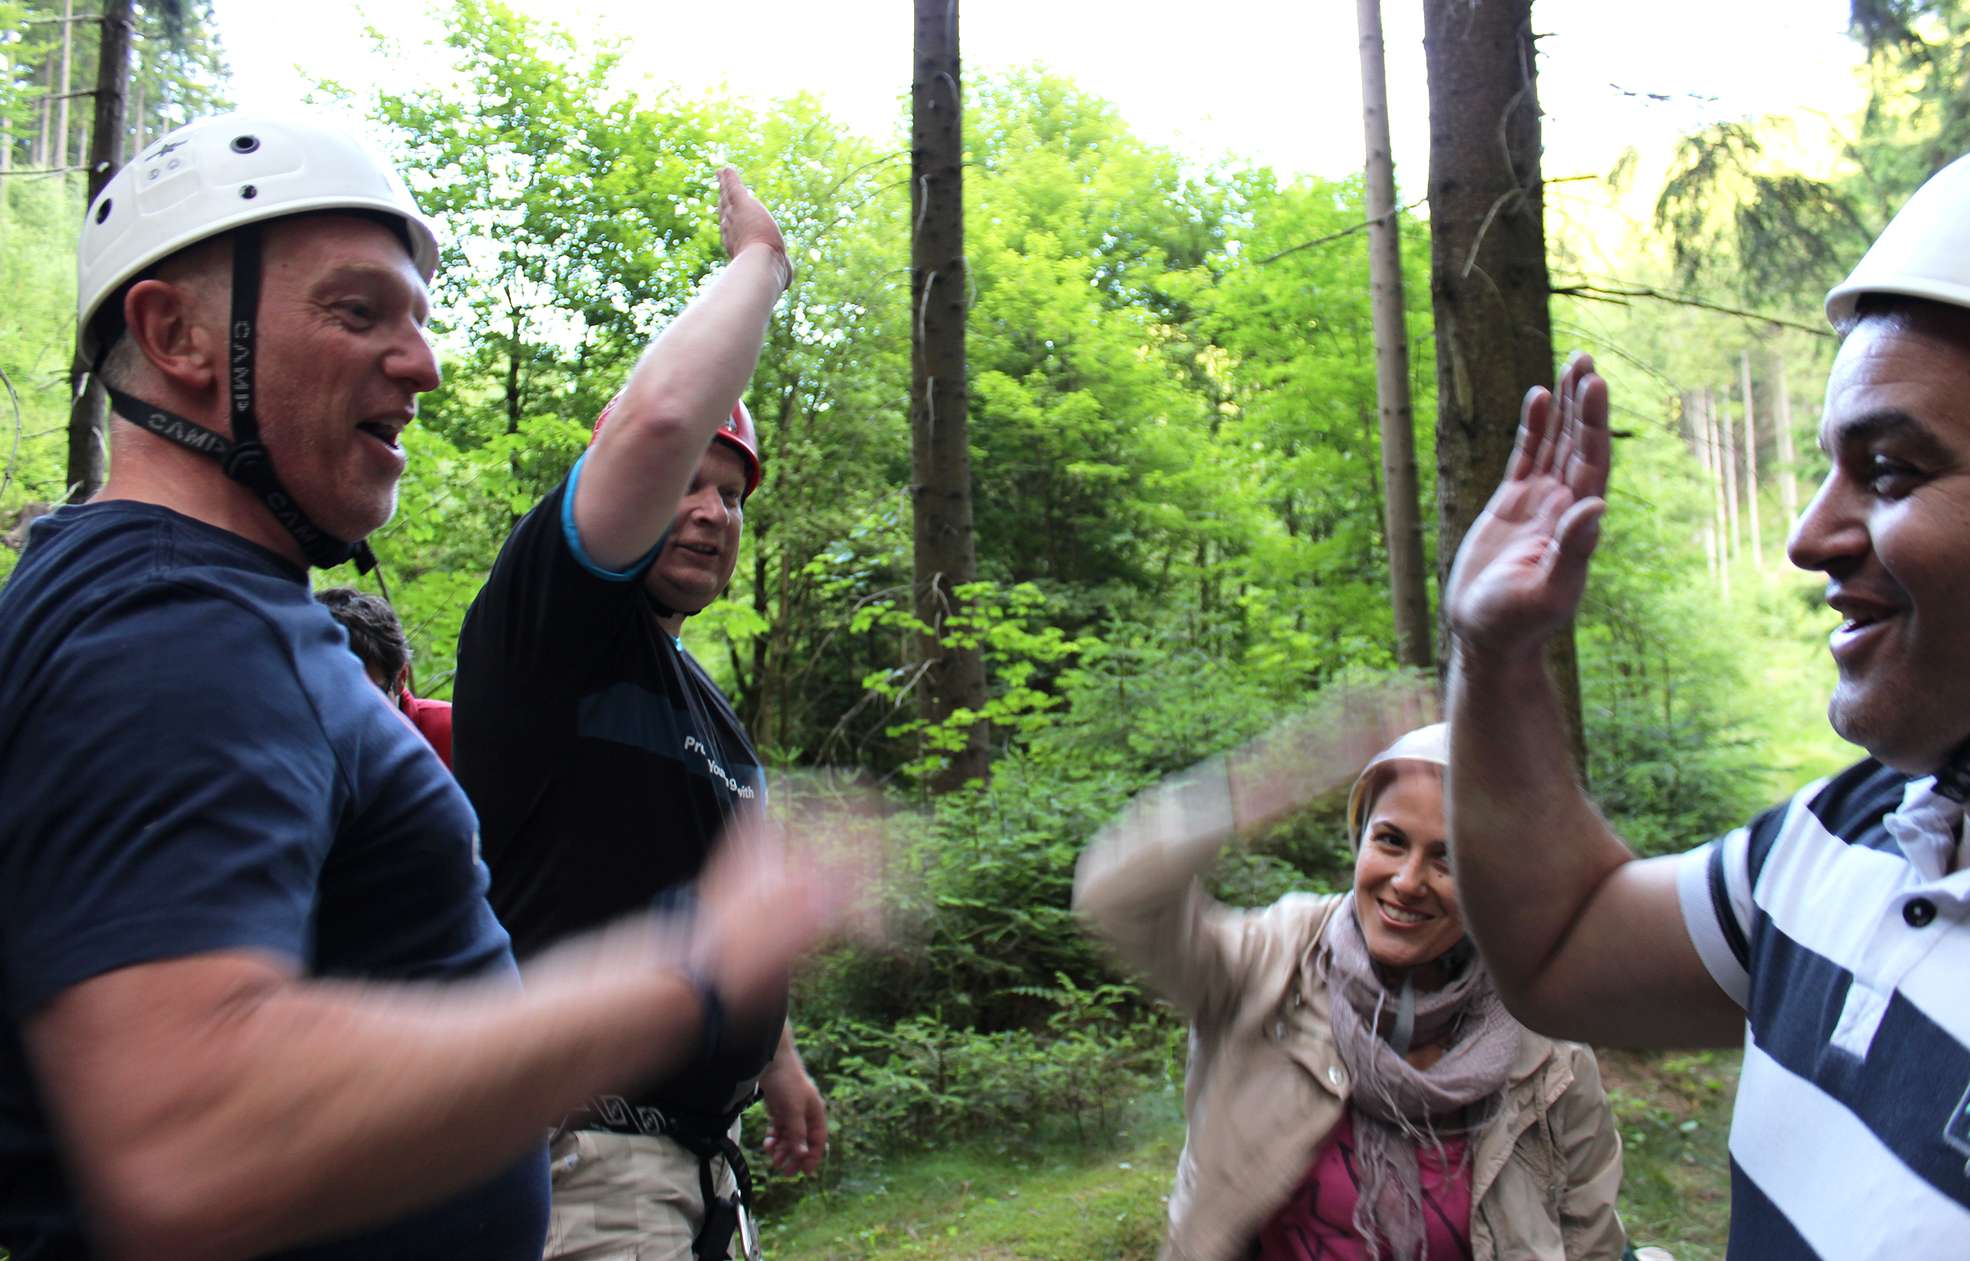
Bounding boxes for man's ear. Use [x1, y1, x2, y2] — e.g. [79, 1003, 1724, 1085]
[121, 278, 219, 394]
[394, 664, 412, 699]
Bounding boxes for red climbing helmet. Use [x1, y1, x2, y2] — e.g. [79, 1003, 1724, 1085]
[591, 396, 762, 500]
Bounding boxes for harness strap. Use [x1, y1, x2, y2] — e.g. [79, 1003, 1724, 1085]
[689, 1132, 753, 1260]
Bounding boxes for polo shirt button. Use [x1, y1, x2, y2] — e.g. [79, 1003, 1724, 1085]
[1904, 897, 1938, 928]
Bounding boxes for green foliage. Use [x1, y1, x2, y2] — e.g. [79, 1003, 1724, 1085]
[1599, 1049, 1740, 1261]
[0, 178, 81, 586]
[761, 976, 1169, 1197]
[851, 581, 1096, 783]
[369, 0, 724, 462]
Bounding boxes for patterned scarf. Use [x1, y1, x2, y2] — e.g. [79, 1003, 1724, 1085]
[1310, 900, 1521, 1261]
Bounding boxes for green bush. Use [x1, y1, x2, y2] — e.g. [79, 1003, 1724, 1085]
[756, 976, 1170, 1206]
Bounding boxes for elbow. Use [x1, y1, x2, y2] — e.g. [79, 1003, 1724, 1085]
[600, 393, 698, 453]
[607, 358, 721, 446]
[1483, 968, 1584, 1042]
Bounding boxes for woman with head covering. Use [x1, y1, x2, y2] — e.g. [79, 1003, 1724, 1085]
[1074, 723, 1627, 1261]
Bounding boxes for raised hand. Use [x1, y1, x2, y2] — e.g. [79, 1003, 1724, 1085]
[715, 167, 791, 290]
[1444, 351, 1611, 660]
[1093, 677, 1438, 857]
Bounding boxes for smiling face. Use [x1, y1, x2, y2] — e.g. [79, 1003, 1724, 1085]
[1351, 764, 1463, 977]
[1788, 306, 1970, 774]
[644, 441, 746, 613]
[252, 214, 439, 544]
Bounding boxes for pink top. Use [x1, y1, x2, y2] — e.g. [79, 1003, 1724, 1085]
[1256, 1110, 1474, 1261]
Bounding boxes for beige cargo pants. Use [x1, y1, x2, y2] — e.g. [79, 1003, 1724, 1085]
[544, 1126, 744, 1261]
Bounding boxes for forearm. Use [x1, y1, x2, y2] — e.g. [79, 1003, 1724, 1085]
[767, 1017, 799, 1070]
[49, 922, 704, 1259]
[575, 244, 786, 568]
[617, 243, 785, 438]
[1445, 638, 1630, 1008]
[1073, 781, 1229, 955]
[1073, 772, 1247, 1016]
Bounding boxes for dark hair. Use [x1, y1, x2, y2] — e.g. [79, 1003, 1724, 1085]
[316, 587, 410, 688]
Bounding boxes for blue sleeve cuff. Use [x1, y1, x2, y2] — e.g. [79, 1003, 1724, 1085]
[561, 450, 664, 582]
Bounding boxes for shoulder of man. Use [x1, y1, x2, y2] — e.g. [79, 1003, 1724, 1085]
[456, 468, 649, 690]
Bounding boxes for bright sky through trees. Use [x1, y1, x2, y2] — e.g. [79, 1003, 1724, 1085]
[215, 0, 1861, 188]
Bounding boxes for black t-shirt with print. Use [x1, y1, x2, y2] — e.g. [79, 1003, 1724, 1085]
[454, 457, 782, 1115]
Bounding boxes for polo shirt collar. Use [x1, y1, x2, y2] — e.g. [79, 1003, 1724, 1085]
[1886, 775, 1968, 881]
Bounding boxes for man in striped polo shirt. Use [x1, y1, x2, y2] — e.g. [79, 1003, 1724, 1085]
[1439, 156, 1970, 1258]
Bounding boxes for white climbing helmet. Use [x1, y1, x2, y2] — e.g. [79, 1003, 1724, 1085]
[1344, 722, 1448, 846]
[1826, 153, 1970, 330]
[76, 111, 439, 362]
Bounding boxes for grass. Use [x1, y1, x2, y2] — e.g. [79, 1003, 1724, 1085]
[762, 1091, 1185, 1261]
[1599, 1047, 1740, 1261]
[763, 1049, 1740, 1261]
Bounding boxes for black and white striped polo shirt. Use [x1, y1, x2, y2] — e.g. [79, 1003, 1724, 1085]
[1675, 758, 1970, 1257]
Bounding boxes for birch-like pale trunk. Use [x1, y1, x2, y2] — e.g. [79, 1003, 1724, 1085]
[1773, 350, 1799, 528]
[1720, 382, 1740, 560]
[1355, 0, 1431, 668]
[1740, 351, 1762, 568]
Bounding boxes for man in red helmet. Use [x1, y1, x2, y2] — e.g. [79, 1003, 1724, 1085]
[453, 168, 822, 1260]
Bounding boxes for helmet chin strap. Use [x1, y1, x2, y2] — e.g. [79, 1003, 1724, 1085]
[96, 223, 375, 573]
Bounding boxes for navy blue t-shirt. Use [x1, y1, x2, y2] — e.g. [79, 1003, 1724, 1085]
[0, 502, 548, 1260]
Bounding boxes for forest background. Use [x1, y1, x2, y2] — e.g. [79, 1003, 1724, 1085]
[4, 1, 1963, 1256]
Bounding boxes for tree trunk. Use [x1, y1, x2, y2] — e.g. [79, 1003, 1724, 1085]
[39, 50, 55, 168]
[1720, 380, 1740, 561]
[910, 0, 989, 792]
[1772, 349, 1799, 527]
[1739, 350, 1761, 568]
[1702, 387, 1731, 599]
[1683, 391, 1716, 581]
[65, 0, 135, 505]
[1421, 0, 1583, 767]
[57, 0, 75, 177]
[1356, 0, 1431, 670]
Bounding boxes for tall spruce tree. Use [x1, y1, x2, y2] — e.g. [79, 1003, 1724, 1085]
[1421, 0, 1584, 764]
[910, 0, 989, 790]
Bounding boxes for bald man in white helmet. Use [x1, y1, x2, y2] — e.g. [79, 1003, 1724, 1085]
[1441, 157, 1970, 1258]
[0, 112, 850, 1260]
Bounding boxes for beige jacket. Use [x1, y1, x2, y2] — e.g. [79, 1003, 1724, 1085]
[1074, 819, 1625, 1261]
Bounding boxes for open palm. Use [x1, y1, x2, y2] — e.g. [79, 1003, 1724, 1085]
[1445, 352, 1612, 656]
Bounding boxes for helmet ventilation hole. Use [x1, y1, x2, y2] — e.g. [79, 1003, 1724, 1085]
[240, 184, 258, 200]
[94, 199, 113, 224]
[230, 134, 260, 154]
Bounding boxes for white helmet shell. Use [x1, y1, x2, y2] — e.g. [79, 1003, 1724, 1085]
[77, 111, 439, 362]
[1344, 722, 1448, 845]
[1826, 153, 1970, 330]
